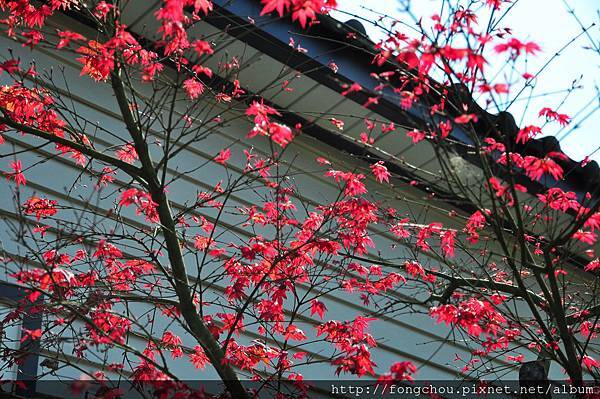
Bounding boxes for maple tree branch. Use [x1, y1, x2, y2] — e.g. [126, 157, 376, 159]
[543, 251, 584, 383]
[110, 68, 249, 399]
[345, 253, 547, 308]
[566, 304, 600, 325]
[0, 112, 146, 183]
[432, 274, 546, 306]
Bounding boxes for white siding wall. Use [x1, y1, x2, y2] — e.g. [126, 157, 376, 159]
[1, 11, 573, 394]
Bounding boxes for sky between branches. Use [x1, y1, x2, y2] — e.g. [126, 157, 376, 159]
[331, 0, 600, 162]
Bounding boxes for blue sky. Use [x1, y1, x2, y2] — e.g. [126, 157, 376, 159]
[331, 0, 600, 163]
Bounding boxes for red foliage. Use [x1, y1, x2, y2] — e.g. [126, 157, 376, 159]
[1, 0, 599, 392]
[119, 188, 160, 223]
[260, 0, 337, 28]
[22, 196, 57, 220]
[370, 161, 391, 183]
[539, 107, 571, 126]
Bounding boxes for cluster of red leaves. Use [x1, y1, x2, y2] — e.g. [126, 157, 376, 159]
[260, 0, 338, 28]
[183, 78, 205, 99]
[516, 125, 542, 144]
[3, 0, 600, 390]
[160, 331, 184, 359]
[582, 355, 600, 371]
[430, 298, 520, 354]
[317, 316, 378, 376]
[539, 107, 571, 127]
[87, 311, 132, 345]
[115, 143, 139, 164]
[403, 260, 436, 282]
[155, 0, 213, 55]
[464, 210, 488, 244]
[119, 188, 160, 223]
[321, 198, 377, 254]
[378, 361, 418, 383]
[246, 100, 294, 148]
[522, 154, 565, 182]
[579, 320, 600, 338]
[5, 159, 26, 187]
[186, 345, 209, 370]
[0, 0, 74, 39]
[2, 0, 215, 83]
[370, 161, 391, 183]
[106, 259, 155, 292]
[488, 176, 527, 206]
[534, 187, 600, 245]
[185, 167, 413, 380]
[0, 84, 86, 168]
[388, 218, 458, 259]
[325, 169, 367, 197]
[494, 38, 541, 58]
[12, 266, 76, 302]
[214, 148, 231, 165]
[22, 196, 58, 220]
[91, 240, 158, 293]
[224, 340, 280, 371]
[371, 30, 497, 113]
[10, 246, 98, 304]
[538, 188, 581, 213]
[75, 22, 164, 81]
[483, 137, 566, 183]
[344, 263, 406, 302]
[8, 234, 160, 357]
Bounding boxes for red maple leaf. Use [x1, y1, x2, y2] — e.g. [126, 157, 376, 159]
[370, 161, 391, 183]
[214, 148, 231, 165]
[260, 0, 291, 17]
[310, 299, 327, 319]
